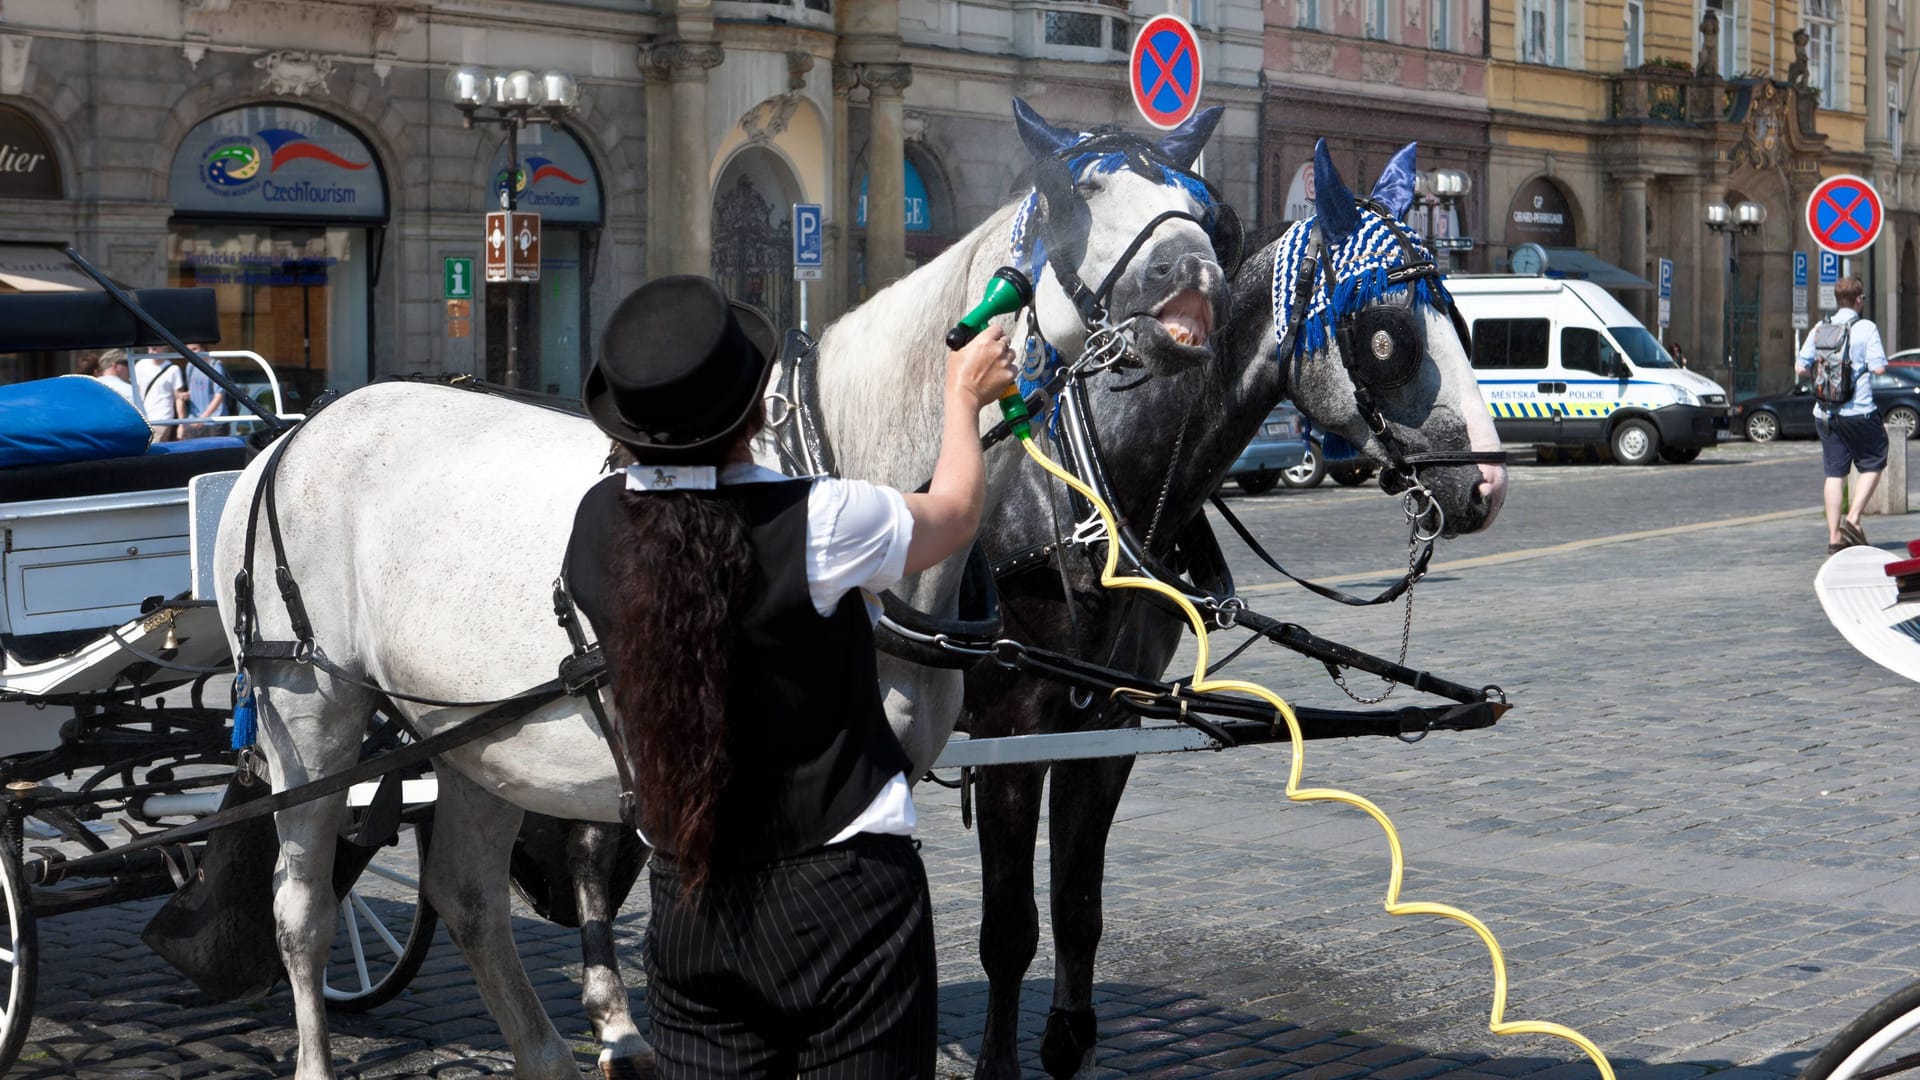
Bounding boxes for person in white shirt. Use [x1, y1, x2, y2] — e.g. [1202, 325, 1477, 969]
[132, 350, 186, 442]
[565, 275, 1014, 1078]
[91, 349, 137, 408]
[1796, 276, 1890, 552]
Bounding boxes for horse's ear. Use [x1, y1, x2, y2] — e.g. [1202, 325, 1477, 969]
[1312, 139, 1360, 244]
[1370, 142, 1419, 220]
[1158, 105, 1224, 170]
[1014, 98, 1078, 159]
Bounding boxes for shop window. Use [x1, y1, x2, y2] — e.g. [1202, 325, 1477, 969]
[166, 223, 369, 409]
[1472, 318, 1549, 369]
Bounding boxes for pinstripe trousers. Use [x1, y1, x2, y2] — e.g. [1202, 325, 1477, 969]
[643, 834, 936, 1079]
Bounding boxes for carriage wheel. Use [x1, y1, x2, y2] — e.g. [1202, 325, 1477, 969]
[0, 842, 38, 1076]
[1801, 980, 1920, 1080]
[324, 817, 437, 1011]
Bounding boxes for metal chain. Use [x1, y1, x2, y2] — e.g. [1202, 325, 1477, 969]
[1332, 520, 1419, 705]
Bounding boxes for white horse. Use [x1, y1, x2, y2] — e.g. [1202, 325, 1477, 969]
[212, 98, 1233, 1080]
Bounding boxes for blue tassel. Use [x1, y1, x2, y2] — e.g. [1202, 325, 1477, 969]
[231, 673, 256, 751]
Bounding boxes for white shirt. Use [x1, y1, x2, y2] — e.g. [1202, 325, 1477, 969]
[93, 370, 137, 408]
[132, 356, 183, 426]
[623, 460, 920, 843]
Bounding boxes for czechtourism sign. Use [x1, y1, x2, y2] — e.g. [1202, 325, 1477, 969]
[170, 105, 386, 220]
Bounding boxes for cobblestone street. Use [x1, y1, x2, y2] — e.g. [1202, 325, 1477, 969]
[17, 439, 1920, 1080]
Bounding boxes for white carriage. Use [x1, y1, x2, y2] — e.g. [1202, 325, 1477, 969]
[0, 277, 437, 1074]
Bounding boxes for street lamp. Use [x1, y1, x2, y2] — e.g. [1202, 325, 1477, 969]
[1704, 199, 1767, 394]
[445, 65, 580, 389]
[1414, 168, 1473, 270]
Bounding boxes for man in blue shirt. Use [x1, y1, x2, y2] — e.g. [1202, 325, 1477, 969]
[1797, 276, 1889, 552]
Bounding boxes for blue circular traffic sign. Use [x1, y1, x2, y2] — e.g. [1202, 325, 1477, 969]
[1806, 174, 1883, 257]
[1130, 15, 1203, 130]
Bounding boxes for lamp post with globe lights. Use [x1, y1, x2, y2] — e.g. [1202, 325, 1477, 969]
[1415, 168, 1473, 271]
[1704, 199, 1766, 395]
[445, 66, 579, 388]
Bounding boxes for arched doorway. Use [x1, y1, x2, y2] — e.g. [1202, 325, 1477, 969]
[1722, 187, 1766, 396]
[166, 104, 389, 402]
[1901, 239, 1917, 353]
[711, 147, 799, 331]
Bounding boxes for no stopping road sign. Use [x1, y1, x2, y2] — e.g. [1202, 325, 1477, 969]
[1806, 174, 1883, 258]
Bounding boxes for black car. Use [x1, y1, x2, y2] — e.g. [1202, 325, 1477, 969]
[1733, 367, 1920, 442]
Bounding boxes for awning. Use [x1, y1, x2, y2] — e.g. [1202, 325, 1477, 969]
[0, 245, 96, 293]
[1541, 248, 1656, 291]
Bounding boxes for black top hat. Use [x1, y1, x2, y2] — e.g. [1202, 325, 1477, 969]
[583, 275, 779, 463]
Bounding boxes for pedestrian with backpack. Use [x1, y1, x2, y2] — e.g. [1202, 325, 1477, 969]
[1796, 276, 1889, 553]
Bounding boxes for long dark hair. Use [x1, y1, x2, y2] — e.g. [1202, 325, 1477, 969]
[604, 466, 754, 900]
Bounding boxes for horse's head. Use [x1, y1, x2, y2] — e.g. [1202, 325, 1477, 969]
[1011, 98, 1235, 378]
[1273, 140, 1506, 535]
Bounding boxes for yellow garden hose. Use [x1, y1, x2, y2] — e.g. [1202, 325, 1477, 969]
[1014, 432, 1615, 1080]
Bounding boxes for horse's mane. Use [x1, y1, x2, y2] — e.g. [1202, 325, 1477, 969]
[813, 200, 1023, 489]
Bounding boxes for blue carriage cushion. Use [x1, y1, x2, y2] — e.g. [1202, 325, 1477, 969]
[149, 435, 249, 455]
[0, 374, 152, 469]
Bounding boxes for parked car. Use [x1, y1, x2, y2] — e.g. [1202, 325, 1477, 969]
[1888, 348, 1920, 370]
[1280, 424, 1379, 489]
[1733, 367, 1920, 442]
[1225, 403, 1309, 494]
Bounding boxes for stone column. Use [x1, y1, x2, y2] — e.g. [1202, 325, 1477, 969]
[1672, 177, 1711, 364]
[1617, 172, 1652, 327]
[828, 62, 856, 322]
[644, 41, 724, 277]
[858, 62, 912, 292]
[1868, 0, 1897, 341]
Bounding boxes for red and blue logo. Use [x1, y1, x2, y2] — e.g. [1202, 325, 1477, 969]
[256, 129, 370, 173]
[200, 128, 371, 206]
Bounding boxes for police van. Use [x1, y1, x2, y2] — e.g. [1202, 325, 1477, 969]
[1448, 274, 1730, 465]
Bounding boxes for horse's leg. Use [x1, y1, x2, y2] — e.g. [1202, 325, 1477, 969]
[567, 822, 656, 1080]
[256, 675, 371, 1080]
[972, 757, 1048, 1080]
[423, 768, 579, 1080]
[1040, 753, 1136, 1079]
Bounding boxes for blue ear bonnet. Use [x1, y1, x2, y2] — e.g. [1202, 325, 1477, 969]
[1270, 209, 1452, 359]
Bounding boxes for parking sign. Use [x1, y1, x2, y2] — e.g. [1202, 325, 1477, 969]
[1793, 252, 1810, 329]
[793, 203, 823, 278]
[1819, 250, 1839, 310]
[1657, 258, 1672, 331]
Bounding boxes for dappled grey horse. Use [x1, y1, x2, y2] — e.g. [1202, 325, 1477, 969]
[960, 138, 1507, 1079]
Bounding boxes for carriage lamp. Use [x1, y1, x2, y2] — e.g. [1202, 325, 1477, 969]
[445, 65, 581, 390]
[1703, 199, 1768, 386]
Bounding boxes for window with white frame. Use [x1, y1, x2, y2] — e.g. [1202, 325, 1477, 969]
[1624, 0, 1644, 67]
[1367, 0, 1393, 40]
[1806, 0, 1839, 105]
[1704, 0, 1746, 76]
[1521, 0, 1578, 65]
[1430, 0, 1453, 49]
[1298, 0, 1322, 29]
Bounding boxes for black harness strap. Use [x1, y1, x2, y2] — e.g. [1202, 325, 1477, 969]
[552, 579, 643, 831]
[1209, 494, 1430, 607]
[26, 680, 568, 886]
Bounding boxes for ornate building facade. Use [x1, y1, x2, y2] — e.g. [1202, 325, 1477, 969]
[0, 0, 1262, 398]
[1478, 0, 1902, 396]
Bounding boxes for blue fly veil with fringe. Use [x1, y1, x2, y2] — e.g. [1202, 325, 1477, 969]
[1269, 208, 1452, 360]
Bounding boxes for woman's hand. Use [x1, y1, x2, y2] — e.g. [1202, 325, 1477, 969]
[946, 326, 1017, 412]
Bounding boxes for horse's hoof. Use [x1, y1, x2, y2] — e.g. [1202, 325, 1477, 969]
[1039, 1007, 1097, 1079]
[600, 1047, 659, 1080]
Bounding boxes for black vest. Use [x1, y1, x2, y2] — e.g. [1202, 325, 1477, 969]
[564, 474, 909, 865]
